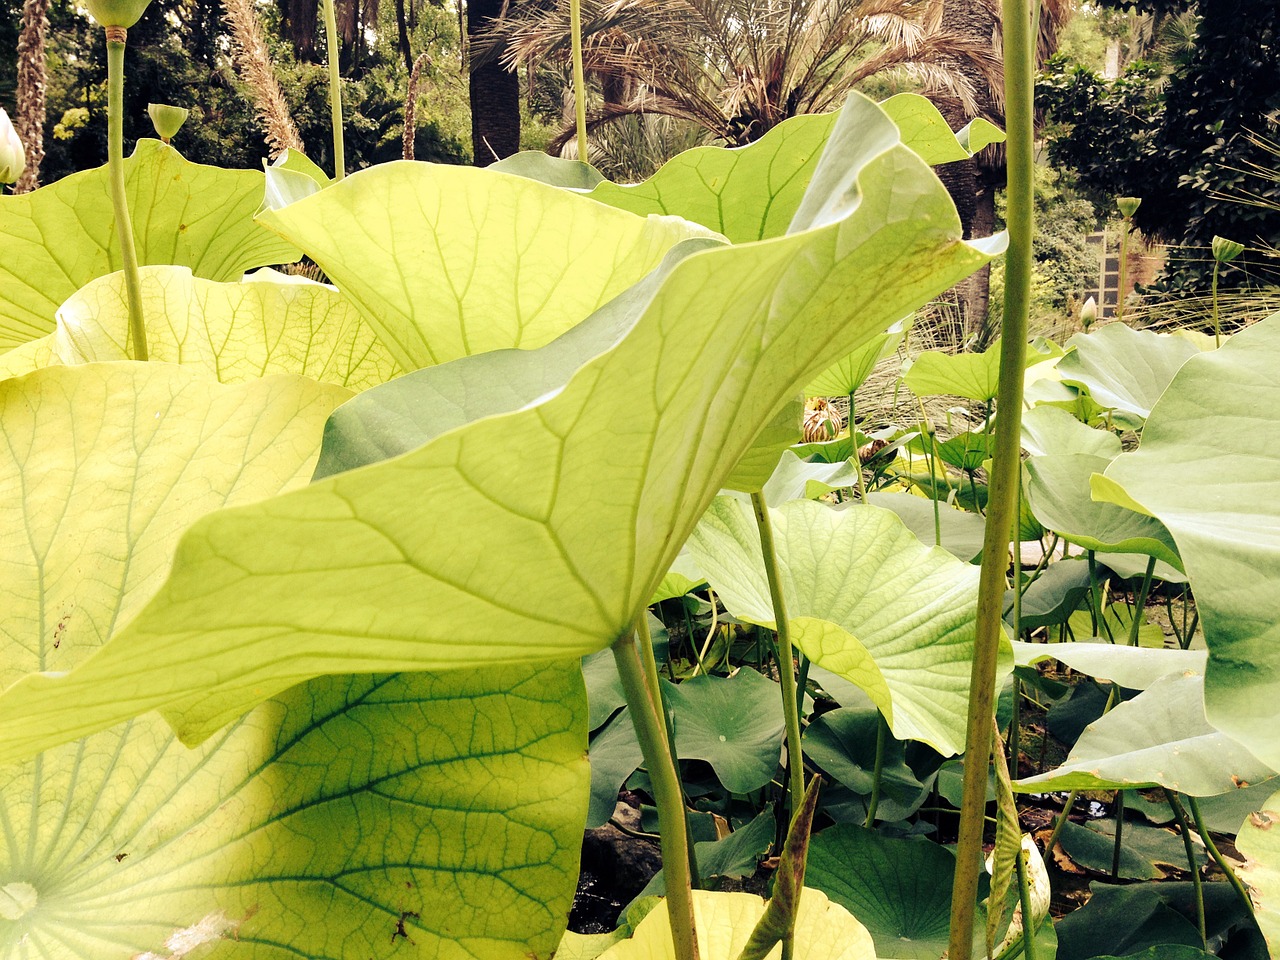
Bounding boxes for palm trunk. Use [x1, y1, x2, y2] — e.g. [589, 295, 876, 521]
[467, 0, 520, 164]
[13, 0, 50, 194]
[934, 0, 1001, 338]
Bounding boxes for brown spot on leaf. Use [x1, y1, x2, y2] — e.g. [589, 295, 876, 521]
[114, 852, 128, 862]
[1232, 775, 1250, 788]
[391, 910, 419, 945]
[1250, 811, 1278, 830]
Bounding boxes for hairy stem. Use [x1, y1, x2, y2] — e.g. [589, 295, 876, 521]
[945, 0, 1033, 954]
[1016, 840, 1039, 960]
[321, 0, 345, 178]
[613, 630, 699, 960]
[751, 492, 806, 821]
[106, 32, 147, 361]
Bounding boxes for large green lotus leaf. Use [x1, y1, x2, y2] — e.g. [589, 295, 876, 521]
[1015, 672, 1275, 796]
[0, 140, 300, 349]
[0, 362, 588, 958]
[1025, 453, 1182, 568]
[1004, 557, 1093, 630]
[804, 320, 908, 398]
[0, 92, 994, 760]
[687, 496, 989, 755]
[1056, 322, 1207, 419]
[805, 825, 954, 960]
[660, 670, 786, 794]
[0, 334, 54, 379]
[801, 708, 927, 821]
[597, 889, 876, 960]
[490, 152, 605, 190]
[1056, 882, 1252, 960]
[257, 161, 712, 370]
[904, 338, 1006, 401]
[586, 113, 838, 242]
[1012, 640, 1206, 689]
[1092, 314, 1280, 771]
[0, 665, 589, 960]
[49, 266, 401, 388]
[760, 449, 861, 506]
[1021, 403, 1122, 458]
[864, 490, 987, 561]
[586, 707, 645, 827]
[539, 97, 983, 246]
[1058, 817, 1207, 880]
[905, 338, 1051, 401]
[1236, 788, 1280, 953]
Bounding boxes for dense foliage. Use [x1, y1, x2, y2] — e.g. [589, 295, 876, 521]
[1038, 0, 1280, 290]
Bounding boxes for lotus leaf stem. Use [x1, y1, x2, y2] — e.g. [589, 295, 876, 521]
[945, 0, 1033, 953]
[613, 628, 700, 960]
[569, 0, 588, 162]
[105, 31, 147, 361]
[321, 0, 345, 178]
[1125, 557, 1156, 647]
[864, 713, 886, 827]
[1186, 794, 1256, 919]
[750, 491, 806, 822]
[1111, 789, 1125, 877]
[1163, 789, 1208, 951]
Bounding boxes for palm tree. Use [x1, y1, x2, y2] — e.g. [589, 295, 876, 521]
[931, 0, 1073, 337]
[487, 0, 999, 151]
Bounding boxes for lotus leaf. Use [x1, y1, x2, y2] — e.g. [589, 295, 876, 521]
[0, 140, 300, 348]
[1093, 314, 1280, 769]
[0, 92, 996, 762]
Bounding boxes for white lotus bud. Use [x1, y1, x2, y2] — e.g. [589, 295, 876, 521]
[0, 108, 25, 184]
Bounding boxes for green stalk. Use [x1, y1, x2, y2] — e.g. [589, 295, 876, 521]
[1111, 789, 1125, 877]
[637, 613, 700, 886]
[1211, 259, 1222, 347]
[945, 0, 1033, 953]
[1164, 789, 1208, 951]
[613, 630, 700, 960]
[751, 491, 806, 820]
[106, 32, 147, 362]
[321, 0, 345, 178]
[864, 714, 887, 827]
[1045, 790, 1078, 853]
[1116, 216, 1130, 323]
[569, 0, 588, 162]
[1186, 795, 1256, 919]
[849, 393, 868, 500]
[1125, 557, 1156, 646]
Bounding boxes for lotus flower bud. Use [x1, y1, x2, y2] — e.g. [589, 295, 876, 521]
[148, 103, 189, 143]
[0, 108, 25, 184]
[1116, 196, 1142, 219]
[85, 0, 153, 29]
[1211, 235, 1245, 263]
[1080, 295, 1097, 330]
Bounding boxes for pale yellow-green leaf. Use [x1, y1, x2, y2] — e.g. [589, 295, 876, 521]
[257, 161, 716, 369]
[53, 266, 401, 388]
[598, 889, 876, 960]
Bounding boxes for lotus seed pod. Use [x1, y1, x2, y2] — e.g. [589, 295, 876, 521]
[1116, 196, 1142, 218]
[148, 103, 189, 142]
[1080, 296, 1097, 330]
[85, 0, 153, 28]
[1211, 235, 1245, 263]
[0, 108, 25, 184]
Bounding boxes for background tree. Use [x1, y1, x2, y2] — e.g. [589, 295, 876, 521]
[1039, 0, 1280, 295]
[467, 0, 520, 163]
[488, 0, 996, 152]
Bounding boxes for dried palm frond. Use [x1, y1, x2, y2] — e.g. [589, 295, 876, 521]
[222, 0, 305, 157]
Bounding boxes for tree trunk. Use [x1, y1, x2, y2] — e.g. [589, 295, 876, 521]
[13, 0, 50, 194]
[933, 0, 1001, 339]
[467, 0, 520, 164]
[394, 0, 413, 74]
